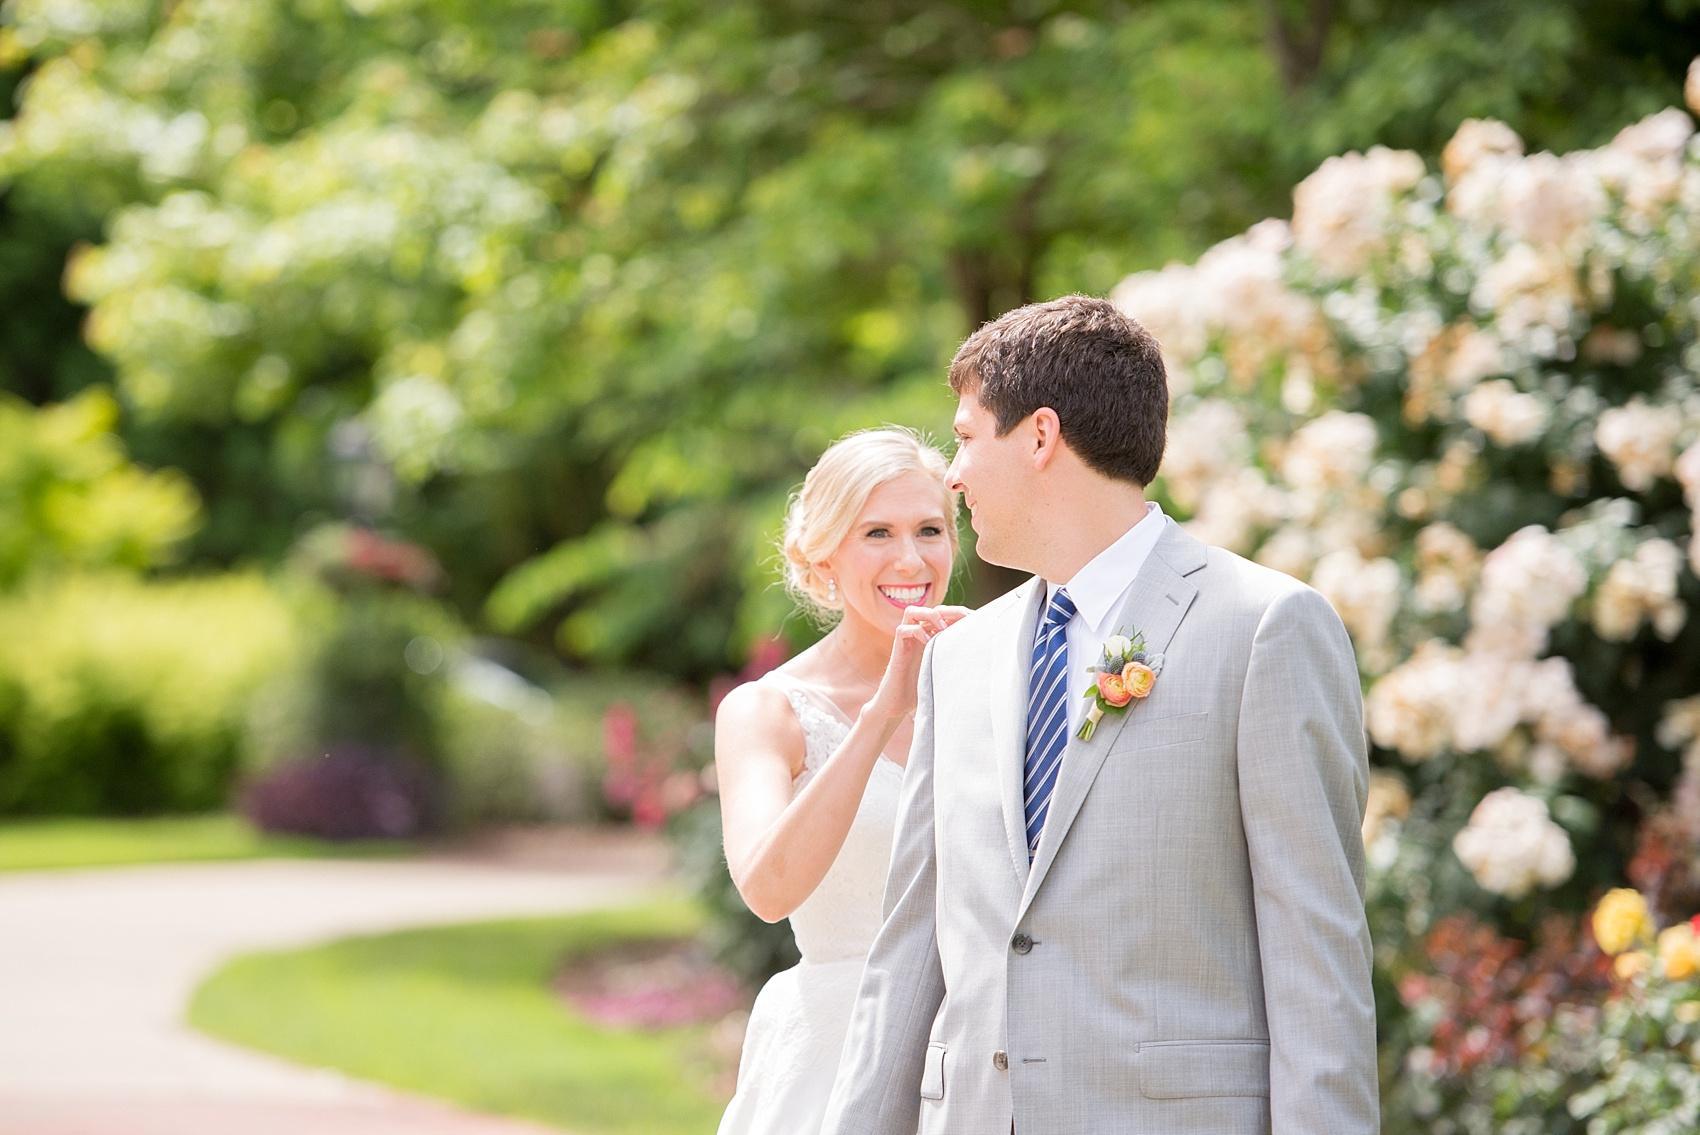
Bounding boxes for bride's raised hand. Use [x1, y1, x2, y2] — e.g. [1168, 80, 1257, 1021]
[866, 605, 973, 725]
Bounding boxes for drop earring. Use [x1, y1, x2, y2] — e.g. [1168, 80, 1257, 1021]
[827, 578, 838, 604]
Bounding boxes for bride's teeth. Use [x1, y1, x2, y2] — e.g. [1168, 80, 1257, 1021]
[880, 585, 928, 603]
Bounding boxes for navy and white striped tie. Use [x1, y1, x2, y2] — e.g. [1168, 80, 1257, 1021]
[1023, 588, 1077, 859]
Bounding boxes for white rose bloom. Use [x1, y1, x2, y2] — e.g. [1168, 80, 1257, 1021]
[1608, 107, 1694, 165]
[1689, 57, 1700, 117]
[1183, 468, 1286, 555]
[1443, 327, 1506, 390]
[1412, 519, 1479, 612]
[1365, 642, 1461, 761]
[1462, 379, 1551, 447]
[1591, 538, 1686, 642]
[1280, 411, 1379, 494]
[1452, 787, 1576, 899]
[1162, 399, 1251, 510]
[1595, 398, 1681, 492]
[1292, 146, 1425, 278]
[1451, 151, 1603, 256]
[1253, 524, 1317, 580]
[1520, 656, 1635, 778]
[1542, 704, 1634, 778]
[1198, 223, 1328, 383]
[1472, 243, 1580, 341]
[1111, 263, 1207, 382]
[1466, 527, 1587, 659]
[1448, 653, 1527, 755]
[1441, 118, 1523, 184]
[1658, 696, 1700, 751]
[1311, 548, 1402, 659]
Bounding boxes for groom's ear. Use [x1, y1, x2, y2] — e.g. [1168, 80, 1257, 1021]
[1030, 407, 1063, 470]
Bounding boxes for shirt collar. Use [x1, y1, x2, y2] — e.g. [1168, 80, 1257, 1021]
[1046, 500, 1167, 631]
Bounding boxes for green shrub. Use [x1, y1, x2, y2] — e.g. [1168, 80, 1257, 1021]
[244, 586, 463, 774]
[0, 389, 200, 588]
[0, 572, 300, 814]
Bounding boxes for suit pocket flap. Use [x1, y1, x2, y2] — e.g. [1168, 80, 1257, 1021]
[1136, 1039, 1270, 1099]
[919, 1043, 946, 1101]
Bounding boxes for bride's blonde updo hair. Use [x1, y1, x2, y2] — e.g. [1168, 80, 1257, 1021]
[781, 426, 959, 624]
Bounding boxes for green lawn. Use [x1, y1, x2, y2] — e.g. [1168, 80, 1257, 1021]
[188, 898, 728, 1135]
[0, 814, 411, 872]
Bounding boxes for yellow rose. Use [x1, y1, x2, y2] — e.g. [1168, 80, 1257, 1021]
[1593, 888, 1654, 956]
[1660, 923, 1700, 981]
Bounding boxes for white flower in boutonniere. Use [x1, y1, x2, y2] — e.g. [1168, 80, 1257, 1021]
[1077, 629, 1164, 741]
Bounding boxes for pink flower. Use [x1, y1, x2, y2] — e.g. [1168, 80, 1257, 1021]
[1097, 671, 1135, 708]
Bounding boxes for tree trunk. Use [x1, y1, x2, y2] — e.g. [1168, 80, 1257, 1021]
[1263, 0, 1336, 94]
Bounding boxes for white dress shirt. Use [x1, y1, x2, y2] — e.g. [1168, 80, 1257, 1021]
[1043, 500, 1168, 732]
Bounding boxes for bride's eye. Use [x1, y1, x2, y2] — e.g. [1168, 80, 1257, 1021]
[920, 526, 944, 537]
[865, 527, 889, 538]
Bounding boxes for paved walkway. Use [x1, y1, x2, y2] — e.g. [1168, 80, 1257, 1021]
[0, 829, 671, 1135]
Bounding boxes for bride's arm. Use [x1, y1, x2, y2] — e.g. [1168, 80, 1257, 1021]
[714, 679, 910, 923]
[715, 606, 965, 923]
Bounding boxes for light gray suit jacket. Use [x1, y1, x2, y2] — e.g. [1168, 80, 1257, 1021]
[821, 519, 1378, 1135]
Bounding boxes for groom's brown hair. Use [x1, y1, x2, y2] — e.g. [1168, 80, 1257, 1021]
[948, 294, 1167, 486]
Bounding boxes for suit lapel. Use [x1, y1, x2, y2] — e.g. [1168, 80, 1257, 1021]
[1017, 520, 1207, 921]
[988, 577, 1046, 889]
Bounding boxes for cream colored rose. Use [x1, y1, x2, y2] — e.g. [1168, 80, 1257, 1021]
[1462, 379, 1550, 447]
[1596, 398, 1681, 492]
[1442, 118, 1522, 184]
[1453, 787, 1575, 899]
[1292, 146, 1424, 278]
[1592, 539, 1685, 642]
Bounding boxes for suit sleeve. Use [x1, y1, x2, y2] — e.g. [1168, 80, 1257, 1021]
[1237, 585, 1380, 1133]
[820, 637, 947, 1135]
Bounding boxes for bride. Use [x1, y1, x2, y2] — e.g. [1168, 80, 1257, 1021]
[714, 427, 969, 1135]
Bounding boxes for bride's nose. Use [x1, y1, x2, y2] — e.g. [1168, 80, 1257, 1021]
[893, 539, 924, 574]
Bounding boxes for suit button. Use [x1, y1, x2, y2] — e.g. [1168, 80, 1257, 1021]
[1011, 932, 1032, 954]
[993, 1050, 1009, 1071]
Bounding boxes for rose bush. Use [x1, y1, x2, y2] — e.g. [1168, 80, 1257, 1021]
[1114, 59, 1700, 1129]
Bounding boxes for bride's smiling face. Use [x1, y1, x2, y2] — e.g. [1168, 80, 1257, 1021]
[819, 472, 955, 633]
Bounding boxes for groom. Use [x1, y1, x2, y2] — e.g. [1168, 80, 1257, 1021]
[821, 295, 1378, 1134]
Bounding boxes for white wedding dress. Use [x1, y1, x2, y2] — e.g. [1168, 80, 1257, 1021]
[717, 670, 905, 1135]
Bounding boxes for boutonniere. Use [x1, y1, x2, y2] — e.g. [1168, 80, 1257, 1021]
[1077, 630, 1164, 740]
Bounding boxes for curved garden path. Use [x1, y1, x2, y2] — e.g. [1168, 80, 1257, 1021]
[0, 828, 669, 1135]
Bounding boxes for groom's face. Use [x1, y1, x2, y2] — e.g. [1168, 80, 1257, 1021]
[947, 392, 1033, 570]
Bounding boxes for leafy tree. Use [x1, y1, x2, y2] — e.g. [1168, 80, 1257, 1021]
[1, 0, 1694, 677]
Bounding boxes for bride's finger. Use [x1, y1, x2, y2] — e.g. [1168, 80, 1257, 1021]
[901, 606, 948, 634]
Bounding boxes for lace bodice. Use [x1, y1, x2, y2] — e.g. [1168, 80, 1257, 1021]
[762, 672, 905, 965]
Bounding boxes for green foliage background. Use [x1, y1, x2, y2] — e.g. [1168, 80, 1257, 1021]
[5, 0, 1694, 681]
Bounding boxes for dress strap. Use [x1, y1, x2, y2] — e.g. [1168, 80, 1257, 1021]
[759, 671, 855, 728]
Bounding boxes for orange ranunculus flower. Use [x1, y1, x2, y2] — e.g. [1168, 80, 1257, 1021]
[1121, 661, 1157, 699]
[1098, 671, 1135, 707]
